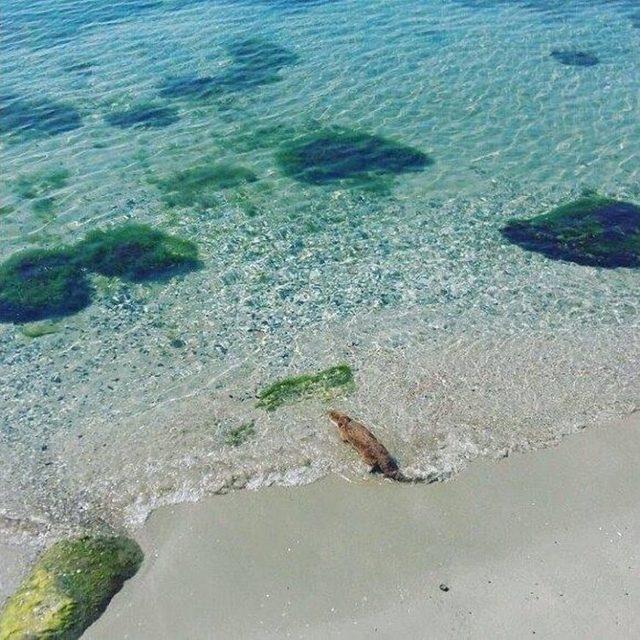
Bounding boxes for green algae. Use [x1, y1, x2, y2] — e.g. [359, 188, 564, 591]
[275, 127, 432, 185]
[75, 224, 201, 282]
[0, 248, 92, 323]
[154, 162, 258, 208]
[0, 224, 200, 323]
[14, 169, 70, 200]
[20, 320, 61, 338]
[224, 421, 256, 447]
[31, 197, 57, 219]
[256, 364, 355, 411]
[501, 196, 640, 268]
[0, 535, 143, 640]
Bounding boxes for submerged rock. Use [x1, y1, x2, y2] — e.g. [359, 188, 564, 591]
[257, 364, 355, 411]
[75, 223, 201, 281]
[0, 248, 92, 323]
[275, 127, 432, 185]
[501, 196, 640, 268]
[0, 535, 143, 640]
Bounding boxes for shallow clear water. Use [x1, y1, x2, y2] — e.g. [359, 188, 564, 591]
[1, 0, 639, 548]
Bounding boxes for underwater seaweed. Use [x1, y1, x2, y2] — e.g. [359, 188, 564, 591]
[276, 127, 432, 184]
[501, 196, 640, 268]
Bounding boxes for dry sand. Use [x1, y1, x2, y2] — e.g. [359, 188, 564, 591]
[81, 413, 638, 638]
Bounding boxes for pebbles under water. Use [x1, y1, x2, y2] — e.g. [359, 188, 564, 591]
[0, 0, 638, 566]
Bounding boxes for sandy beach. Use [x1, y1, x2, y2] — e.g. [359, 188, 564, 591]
[82, 412, 639, 639]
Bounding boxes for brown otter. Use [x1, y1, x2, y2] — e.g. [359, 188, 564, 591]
[329, 410, 406, 481]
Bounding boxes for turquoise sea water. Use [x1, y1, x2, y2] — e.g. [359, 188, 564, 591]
[1, 0, 639, 553]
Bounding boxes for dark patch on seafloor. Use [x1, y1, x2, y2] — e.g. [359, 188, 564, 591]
[501, 196, 640, 268]
[104, 103, 179, 129]
[159, 37, 299, 101]
[0, 94, 82, 139]
[275, 126, 433, 185]
[550, 50, 599, 66]
[0, 225, 201, 323]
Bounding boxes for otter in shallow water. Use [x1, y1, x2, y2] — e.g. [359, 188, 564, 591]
[329, 410, 406, 481]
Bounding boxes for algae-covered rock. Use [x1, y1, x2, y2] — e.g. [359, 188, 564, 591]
[0, 248, 92, 323]
[275, 127, 432, 185]
[501, 196, 640, 268]
[0, 535, 143, 640]
[257, 364, 355, 411]
[75, 223, 201, 281]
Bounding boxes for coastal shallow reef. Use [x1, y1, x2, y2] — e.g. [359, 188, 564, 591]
[501, 196, 640, 268]
[0, 536, 142, 640]
[0, 224, 200, 323]
[275, 127, 432, 185]
[257, 364, 355, 411]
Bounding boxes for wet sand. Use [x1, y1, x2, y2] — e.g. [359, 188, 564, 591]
[82, 412, 639, 638]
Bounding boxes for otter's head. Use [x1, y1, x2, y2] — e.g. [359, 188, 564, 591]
[328, 410, 350, 428]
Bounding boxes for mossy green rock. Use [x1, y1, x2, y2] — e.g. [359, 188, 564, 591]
[0, 535, 143, 640]
[75, 223, 200, 281]
[501, 196, 640, 268]
[276, 127, 432, 185]
[257, 364, 355, 411]
[0, 248, 91, 323]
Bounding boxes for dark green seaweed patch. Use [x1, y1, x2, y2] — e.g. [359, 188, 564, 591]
[155, 162, 258, 208]
[224, 421, 256, 447]
[550, 50, 599, 66]
[104, 103, 179, 129]
[0, 94, 82, 138]
[159, 75, 220, 100]
[0, 248, 92, 323]
[223, 37, 299, 87]
[158, 38, 298, 101]
[256, 364, 355, 411]
[276, 127, 432, 184]
[0, 225, 200, 323]
[501, 196, 640, 268]
[75, 224, 201, 281]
